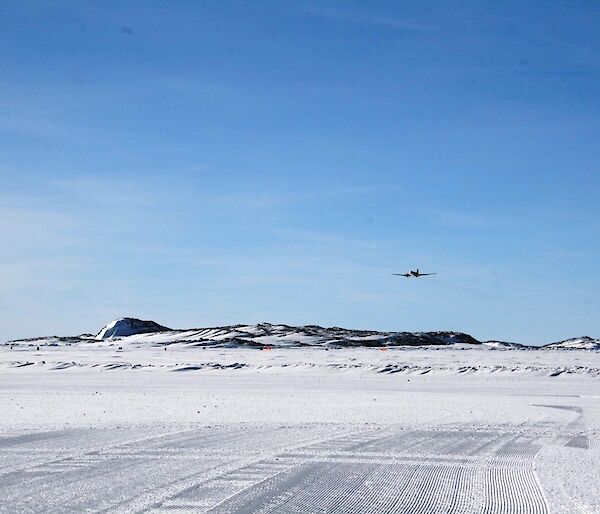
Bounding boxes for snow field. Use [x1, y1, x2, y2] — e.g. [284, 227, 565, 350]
[0, 423, 557, 513]
[0, 348, 598, 512]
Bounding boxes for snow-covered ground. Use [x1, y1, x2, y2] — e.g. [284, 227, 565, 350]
[1, 343, 599, 512]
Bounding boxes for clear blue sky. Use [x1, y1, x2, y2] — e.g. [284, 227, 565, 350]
[1, 1, 599, 344]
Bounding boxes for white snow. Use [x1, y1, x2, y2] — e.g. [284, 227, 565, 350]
[1, 327, 599, 512]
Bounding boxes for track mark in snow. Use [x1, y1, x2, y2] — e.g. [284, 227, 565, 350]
[0, 424, 551, 513]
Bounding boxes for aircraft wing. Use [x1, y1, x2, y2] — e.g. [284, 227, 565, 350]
[392, 273, 409, 277]
[419, 273, 436, 276]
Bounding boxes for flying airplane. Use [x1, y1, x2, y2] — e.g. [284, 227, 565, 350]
[392, 269, 436, 278]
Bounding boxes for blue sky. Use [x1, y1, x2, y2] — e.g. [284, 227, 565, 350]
[1, 1, 599, 343]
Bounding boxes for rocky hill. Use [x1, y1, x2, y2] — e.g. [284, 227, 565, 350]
[4, 318, 598, 350]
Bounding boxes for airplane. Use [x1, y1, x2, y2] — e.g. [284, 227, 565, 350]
[392, 269, 436, 278]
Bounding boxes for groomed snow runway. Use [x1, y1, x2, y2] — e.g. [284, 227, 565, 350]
[1, 347, 599, 513]
[0, 422, 553, 513]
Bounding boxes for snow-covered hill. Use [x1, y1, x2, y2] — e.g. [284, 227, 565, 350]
[482, 340, 528, 349]
[91, 319, 481, 348]
[7, 318, 481, 348]
[543, 336, 600, 350]
[96, 318, 171, 340]
[4, 318, 598, 350]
